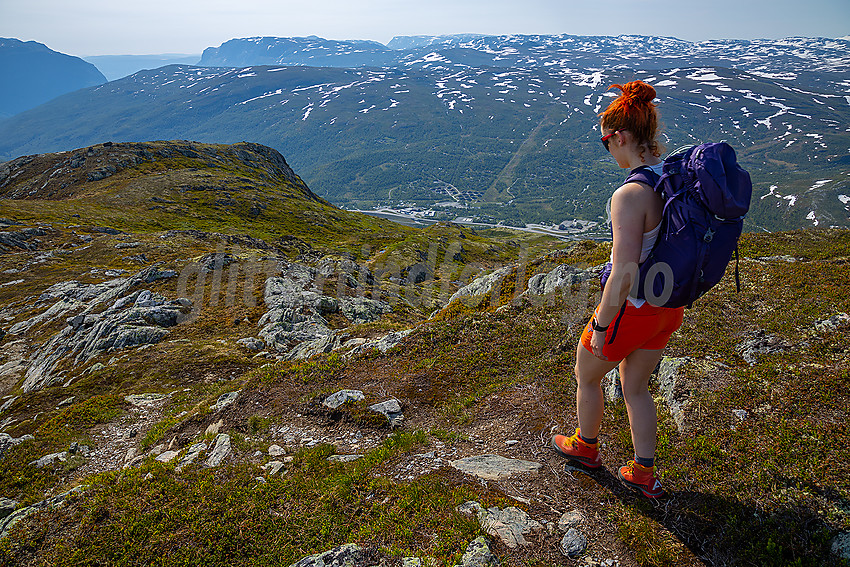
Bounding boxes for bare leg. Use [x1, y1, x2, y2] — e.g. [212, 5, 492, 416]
[618, 348, 666, 460]
[574, 342, 620, 439]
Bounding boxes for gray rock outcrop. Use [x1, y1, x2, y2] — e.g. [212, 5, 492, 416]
[445, 266, 512, 309]
[289, 543, 368, 567]
[524, 263, 600, 297]
[0, 486, 84, 539]
[0, 227, 47, 253]
[0, 433, 33, 458]
[204, 434, 232, 467]
[10, 267, 186, 392]
[176, 442, 207, 471]
[832, 532, 850, 561]
[257, 261, 391, 360]
[368, 398, 404, 428]
[656, 357, 694, 432]
[211, 391, 239, 412]
[815, 313, 849, 334]
[735, 330, 792, 365]
[347, 330, 413, 357]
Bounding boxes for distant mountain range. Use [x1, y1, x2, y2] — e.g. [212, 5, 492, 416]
[1, 34, 848, 232]
[0, 38, 106, 119]
[83, 54, 201, 81]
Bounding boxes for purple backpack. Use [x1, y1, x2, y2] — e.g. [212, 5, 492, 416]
[603, 142, 752, 308]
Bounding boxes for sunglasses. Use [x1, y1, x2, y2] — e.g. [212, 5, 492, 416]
[601, 130, 620, 152]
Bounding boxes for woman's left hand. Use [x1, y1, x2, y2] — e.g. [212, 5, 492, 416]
[589, 329, 609, 360]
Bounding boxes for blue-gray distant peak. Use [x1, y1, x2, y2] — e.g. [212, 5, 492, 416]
[0, 38, 107, 119]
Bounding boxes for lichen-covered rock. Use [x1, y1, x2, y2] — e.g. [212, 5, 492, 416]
[815, 313, 849, 334]
[454, 537, 499, 567]
[0, 486, 84, 539]
[256, 261, 389, 359]
[237, 337, 265, 351]
[445, 266, 512, 309]
[832, 531, 850, 561]
[347, 329, 413, 357]
[524, 263, 600, 296]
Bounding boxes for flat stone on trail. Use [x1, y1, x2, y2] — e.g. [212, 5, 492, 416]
[450, 454, 542, 480]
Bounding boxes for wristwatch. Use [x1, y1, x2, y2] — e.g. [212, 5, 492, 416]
[591, 316, 609, 332]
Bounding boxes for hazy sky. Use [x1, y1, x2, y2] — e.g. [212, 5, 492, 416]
[1, 0, 848, 56]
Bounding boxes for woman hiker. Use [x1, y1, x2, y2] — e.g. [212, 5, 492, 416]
[551, 80, 684, 498]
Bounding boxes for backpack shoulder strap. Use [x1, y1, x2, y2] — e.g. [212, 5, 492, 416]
[624, 166, 660, 189]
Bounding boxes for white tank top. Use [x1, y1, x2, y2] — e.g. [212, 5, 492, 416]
[608, 162, 664, 307]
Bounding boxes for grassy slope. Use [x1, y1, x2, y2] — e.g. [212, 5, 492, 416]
[0, 144, 848, 565]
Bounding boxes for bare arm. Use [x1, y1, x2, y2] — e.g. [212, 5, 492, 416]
[589, 183, 649, 357]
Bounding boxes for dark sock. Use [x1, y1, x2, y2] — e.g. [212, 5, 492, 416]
[635, 455, 655, 468]
[579, 433, 597, 445]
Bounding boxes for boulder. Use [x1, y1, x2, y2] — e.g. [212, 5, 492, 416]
[262, 460, 286, 475]
[347, 329, 413, 357]
[155, 451, 179, 463]
[176, 442, 207, 471]
[524, 263, 600, 296]
[322, 390, 365, 410]
[560, 528, 588, 558]
[445, 266, 512, 309]
[368, 399, 404, 428]
[237, 337, 265, 351]
[29, 451, 68, 468]
[287, 334, 340, 361]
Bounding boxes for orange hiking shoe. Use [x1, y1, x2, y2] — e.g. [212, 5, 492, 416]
[551, 428, 601, 469]
[618, 460, 665, 498]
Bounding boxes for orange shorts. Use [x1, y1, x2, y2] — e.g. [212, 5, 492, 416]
[580, 301, 684, 362]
